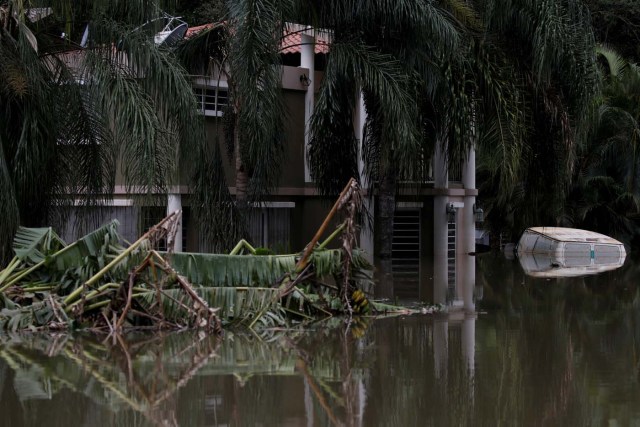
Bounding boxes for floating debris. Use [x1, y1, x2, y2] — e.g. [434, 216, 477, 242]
[0, 179, 378, 332]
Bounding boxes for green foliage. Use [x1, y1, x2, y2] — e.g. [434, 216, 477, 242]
[169, 251, 297, 287]
[588, 0, 640, 62]
[0, 300, 57, 332]
[473, 0, 601, 237]
[0, 0, 206, 259]
[168, 248, 371, 288]
[173, 0, 225, 25]
[306, 0, 459, 195]
[0, 216, 375, 330]
[562, 47, 640, 243]
[253, 247, 273, 256]
[7, 220, 139, 295]
[227, 0, 288, 201]
[136, 286, 283, 325]
[12, 227, 66, 264]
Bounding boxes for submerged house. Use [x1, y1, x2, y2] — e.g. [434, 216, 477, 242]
[61, 22, 478, 310]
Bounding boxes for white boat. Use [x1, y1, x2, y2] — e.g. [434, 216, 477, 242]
[517, 227, 626, 278]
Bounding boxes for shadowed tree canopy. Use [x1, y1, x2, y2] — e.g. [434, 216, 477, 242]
[173, 0, 225, 25]
[565, 46, 640, 244]
[0, 0, 207, 259]
[588, 0, 640, 62]
[473, 0, 600, 238]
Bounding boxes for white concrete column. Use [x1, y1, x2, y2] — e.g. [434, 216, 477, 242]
[462, 313, 476, 405]
[433, 197, 448, 305]
[462, 313, 476, 375]
[167, 193, 182, 252]
[356, 91, 374, 263]
[301, 32, 315, 183]
[357, 379, 366, 427]
[433, 318, 449, 380]
[462, 146, 476, 190]
[462, 146, 476, 311]
[304, 377, 314, 427]
[434, 139, 449, 189]
[433, 139, 449, 305]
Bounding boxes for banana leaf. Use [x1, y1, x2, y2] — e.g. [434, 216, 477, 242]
[13, 365, 52, 401]
[167, 249, 370, 288]
[0, 300, 56, 332]
[47, 220, 125, 272]
[8, 220, 148, 295]
[167, 252, 296, 287]
[12, 220, 129, 270]
[135, 287, 283, 325]
[12, 227, 66, 264]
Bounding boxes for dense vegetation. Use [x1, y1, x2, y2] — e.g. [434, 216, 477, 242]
[477, 0, 640, 246]
[1, 0, 640, 270]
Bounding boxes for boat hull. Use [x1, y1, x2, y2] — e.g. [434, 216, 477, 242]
[516, 227, 626, 277]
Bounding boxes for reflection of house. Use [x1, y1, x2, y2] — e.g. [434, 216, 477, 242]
[63, 24, 477, 308]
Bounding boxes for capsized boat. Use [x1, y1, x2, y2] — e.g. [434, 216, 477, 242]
[516, 227, 626, 278]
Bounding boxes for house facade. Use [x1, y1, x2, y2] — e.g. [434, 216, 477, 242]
[62, 25, 478, 310]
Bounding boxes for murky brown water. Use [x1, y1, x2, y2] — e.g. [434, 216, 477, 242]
[1, 254, 640, 426]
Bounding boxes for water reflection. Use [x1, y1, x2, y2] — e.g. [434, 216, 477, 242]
[1, 257, 640, 425]
[518, 251, 626, 278]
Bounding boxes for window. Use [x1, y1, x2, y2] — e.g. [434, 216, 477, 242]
[193, 86, 229, 117]
[60, 204, 139, 245]
[247, 205, 293, 253]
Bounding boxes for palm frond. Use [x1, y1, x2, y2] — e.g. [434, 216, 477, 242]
[596, 44, 629, 78]
[310, 41, 421, 194]
[175, 23, 227, 75]
[0, 134, 20, 263]
[227, 0, 287, 201]
[189, 139, 246, 252]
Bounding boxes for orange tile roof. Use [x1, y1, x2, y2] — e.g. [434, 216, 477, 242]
[280, 32, 330, 54]
[185, 23, 217, 38]
[185, 22, 329, 54]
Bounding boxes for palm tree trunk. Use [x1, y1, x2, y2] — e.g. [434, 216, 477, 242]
[376, 163, 396, 299]
[234, 114, 248, 211]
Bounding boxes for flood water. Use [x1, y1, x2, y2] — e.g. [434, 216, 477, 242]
[1, 254, 640, 426]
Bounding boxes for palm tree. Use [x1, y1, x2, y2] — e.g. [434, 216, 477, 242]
[301, 0, 462, 296]
[176, 0, 452, 268]
[565, 47, 640, 242]
[174, 0, 293, 251]
[473, 0, 600, 240]
[0, 0, 205, 260]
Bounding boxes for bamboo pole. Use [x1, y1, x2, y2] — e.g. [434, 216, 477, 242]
[0, 258, 37, 293]
[22, 285, 57, 293]
[296, 178, 356, 272]
[0, 257, 21, 290]
[229, 239, 257, 255]
[317, 222, 346, 251]
[250, 179, 358, 330]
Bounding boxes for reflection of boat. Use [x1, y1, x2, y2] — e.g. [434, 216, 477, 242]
[516, 227, 626, 278]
